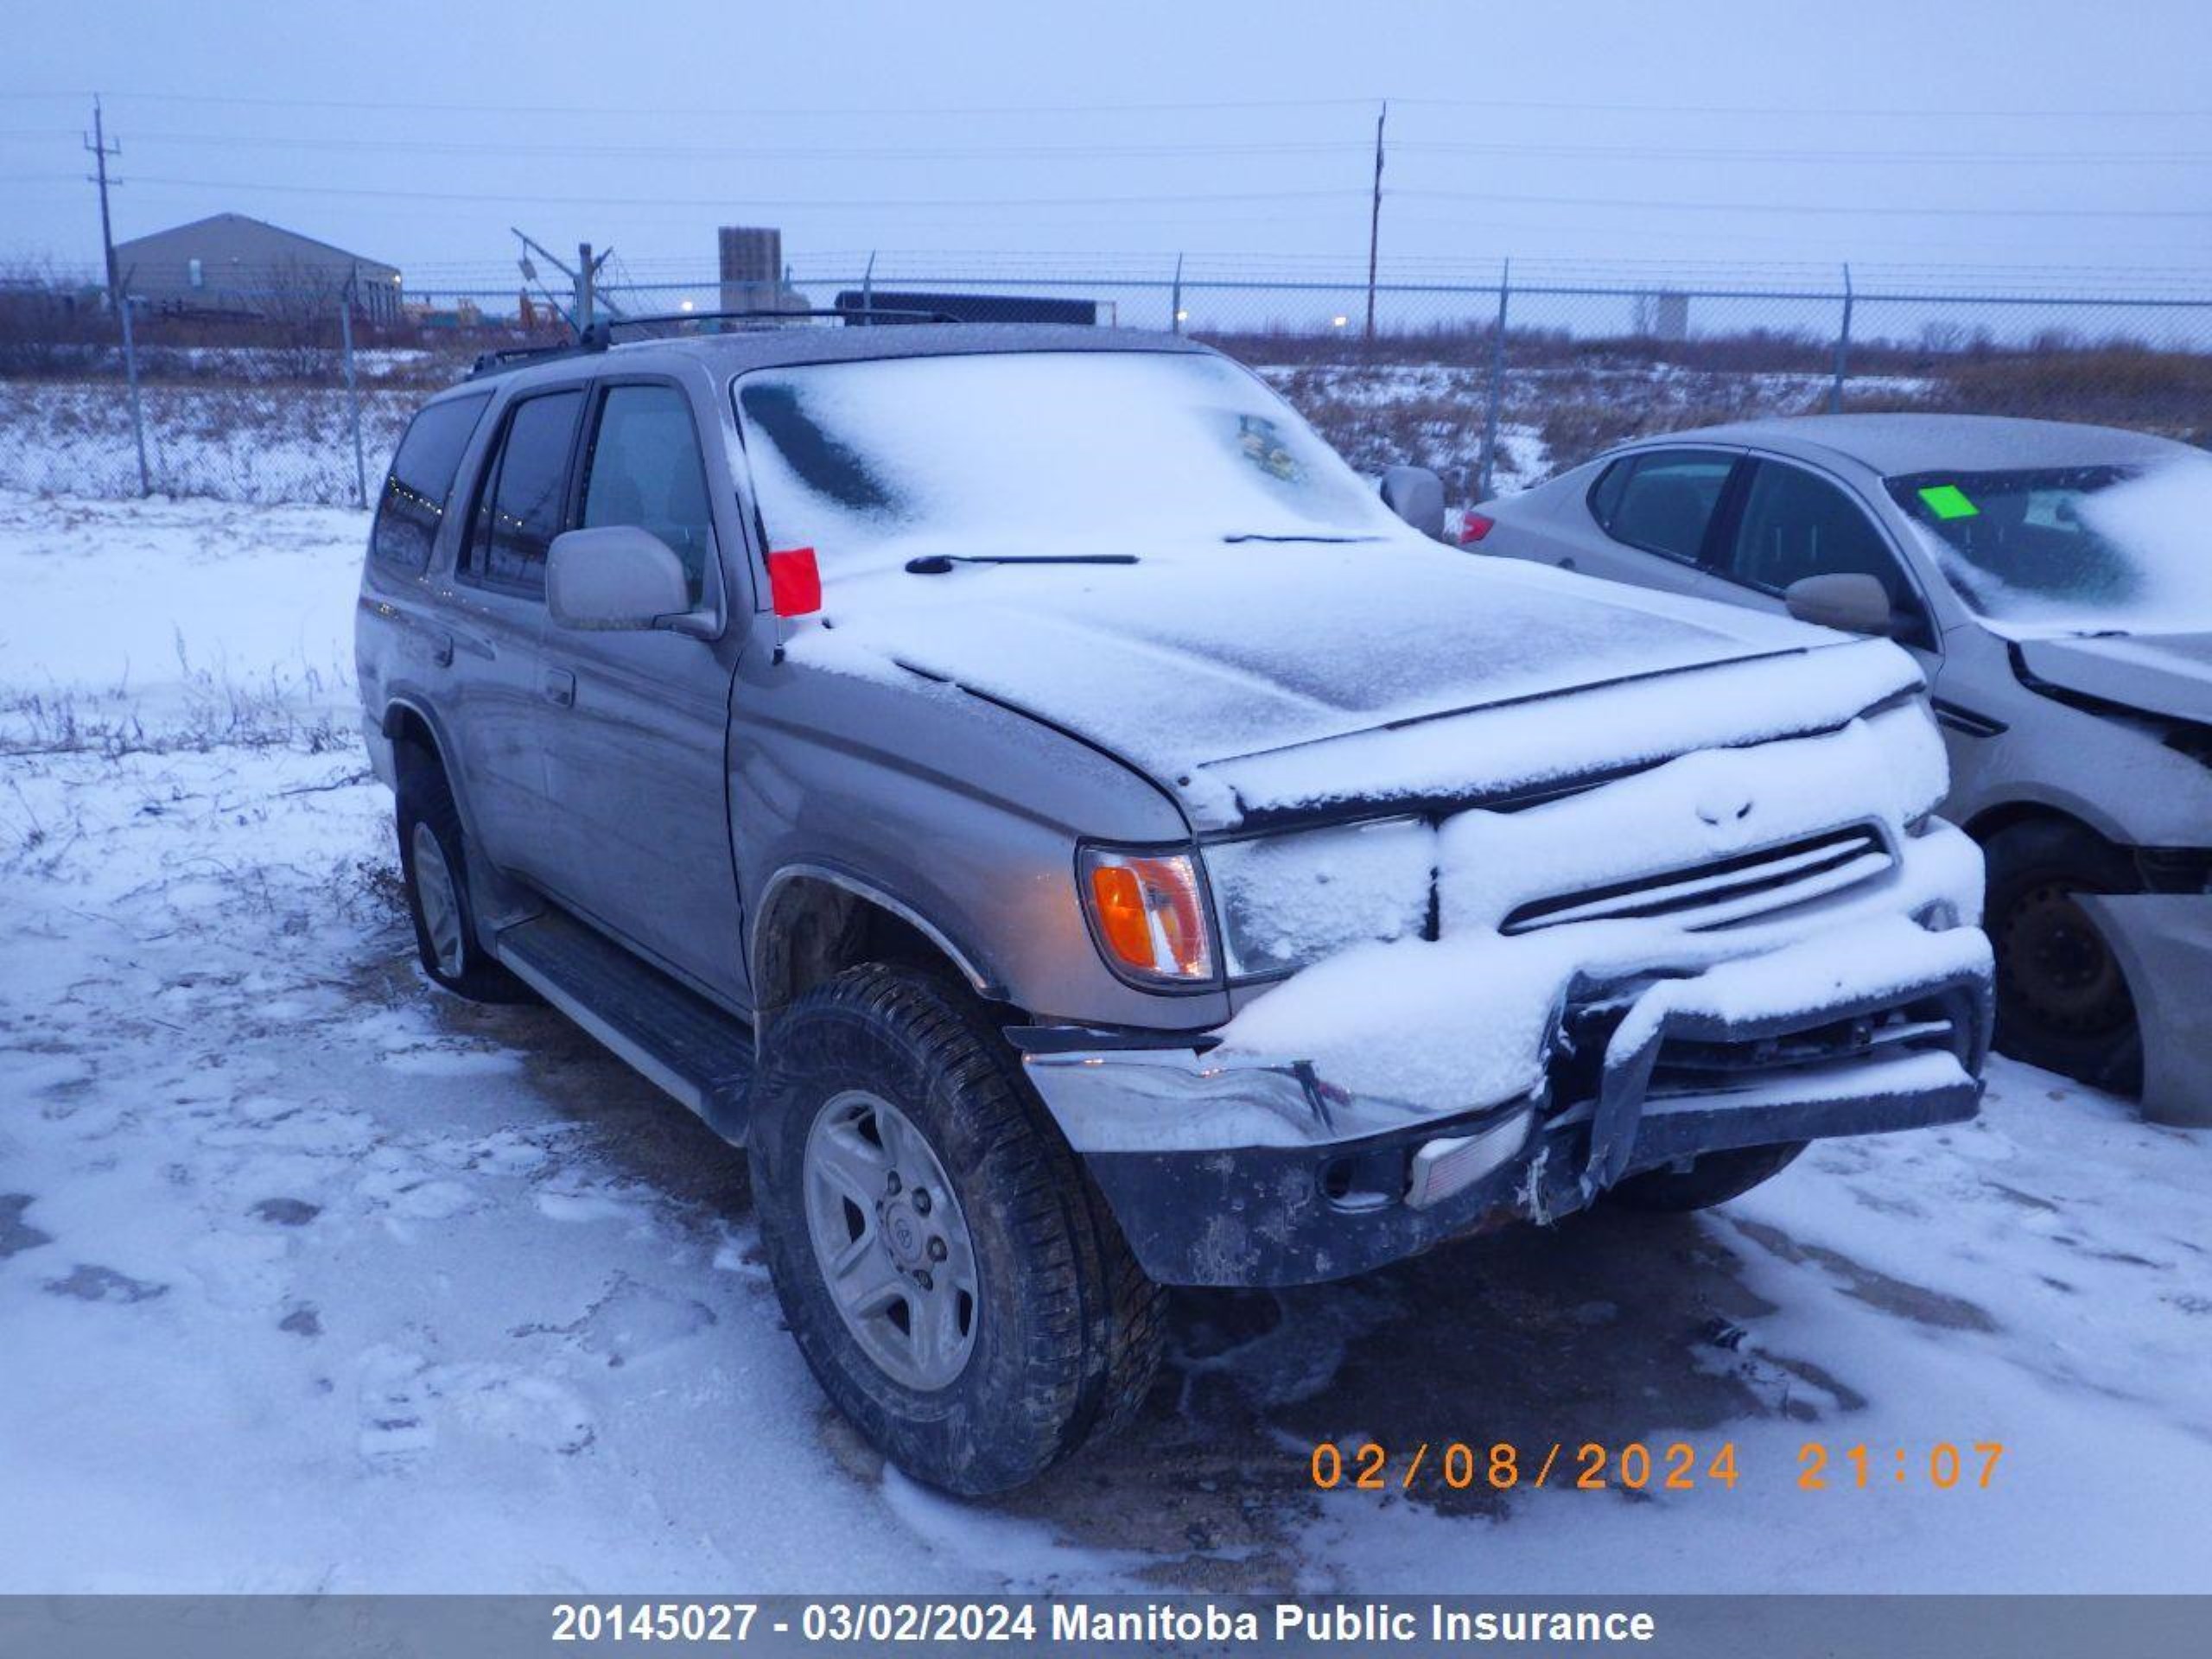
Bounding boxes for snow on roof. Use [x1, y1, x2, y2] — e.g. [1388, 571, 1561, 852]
[1630, 413, 2190, 477]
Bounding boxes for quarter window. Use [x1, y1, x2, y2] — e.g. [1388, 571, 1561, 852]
[1596, 449, 1737, 563]
[371, 393, 489, 574]
[578, 384, 715, 606]
[464, 389, 582, 594]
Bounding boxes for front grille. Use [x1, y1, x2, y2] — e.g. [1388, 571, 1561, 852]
[1544, 994, 1967, 1116]
[1499, 825, 1893, 937]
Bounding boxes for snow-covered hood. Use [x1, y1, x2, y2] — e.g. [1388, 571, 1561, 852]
[799, 537, 1925, 830]
[2013, 631, 2212, 726]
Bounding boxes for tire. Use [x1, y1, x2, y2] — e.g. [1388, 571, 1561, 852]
[1605, 1142, 1804, 1214]
[1981, 820, 2143, 1094]
[395, 755, 534, 1004]
[750, 964, 1165, 1496]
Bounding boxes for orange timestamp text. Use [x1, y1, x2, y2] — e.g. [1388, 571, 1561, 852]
[1309, 1440, 2005, 1493]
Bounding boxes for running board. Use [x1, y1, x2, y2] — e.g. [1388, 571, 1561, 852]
[494, 912, 754, 1144]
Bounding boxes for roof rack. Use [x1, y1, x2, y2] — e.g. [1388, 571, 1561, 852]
[464, 338, 600, 380]
[580, 306, 962, 348]
[465, 306, 965, 380]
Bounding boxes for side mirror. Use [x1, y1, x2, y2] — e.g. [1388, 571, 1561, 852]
[547, 526, 692, 632]
[1379, 465, 1447, 541]
[1784, 573, 1895, 637]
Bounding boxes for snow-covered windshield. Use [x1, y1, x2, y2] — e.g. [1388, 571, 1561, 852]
[1888, 456, 2212, 634]
[733, 349, 1396, 574]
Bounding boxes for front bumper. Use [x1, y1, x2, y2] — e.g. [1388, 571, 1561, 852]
[2079, 893, 2212, 1128]
[1021, 963, 1989, 1288]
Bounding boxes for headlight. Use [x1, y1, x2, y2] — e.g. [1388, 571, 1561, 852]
[1080, 847, 1216, 985]
[1205, 817, 1433, 979]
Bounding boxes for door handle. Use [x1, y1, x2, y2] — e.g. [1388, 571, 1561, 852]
[1557, 556, 1578, 571]
[542, 668, 575, 709]
[429, 629, 454, 667]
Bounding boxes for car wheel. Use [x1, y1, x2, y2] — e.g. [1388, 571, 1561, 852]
[751, 964, 1165, 1495]
[1605, 1143, 1804, 1213]
[396, 760, 534, 1004]
[1981, 820, 2143, 1095]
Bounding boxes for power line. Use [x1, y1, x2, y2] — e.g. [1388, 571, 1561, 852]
[14, 124, 2210, 168]
[10, 86, 2212, 120]
[1390, 93, 2212, 120]
[1395, 140, 2212, 167]
[1402, 187, 2212, 221]
[26, 130, 1371, 162]
[115, 173, 1375, 210]
[1, 88, 1384, 118]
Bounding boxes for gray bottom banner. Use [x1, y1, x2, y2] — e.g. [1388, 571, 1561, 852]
[0, 1596, 2204, 1658]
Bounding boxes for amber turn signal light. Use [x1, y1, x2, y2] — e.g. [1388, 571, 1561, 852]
[1081, 849, 1214, 983]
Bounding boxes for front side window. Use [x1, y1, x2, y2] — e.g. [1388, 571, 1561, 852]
[1720, 461, 1927, 642]
[371, 393, 489, 574]
[734, 350, 1395, 575]
[1888, 458, 2212, 634]
[1598, 449, 1737, 563]
[578, 384, 715, 606]
[464, 389, 582, 594]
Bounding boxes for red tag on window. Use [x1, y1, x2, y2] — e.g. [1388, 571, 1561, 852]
[766, 547, 822, 618]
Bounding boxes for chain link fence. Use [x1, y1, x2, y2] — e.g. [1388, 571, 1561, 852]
[5, 259, 2209, 512]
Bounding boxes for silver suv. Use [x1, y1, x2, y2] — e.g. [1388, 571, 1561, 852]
[356, 321, 1993, 1493]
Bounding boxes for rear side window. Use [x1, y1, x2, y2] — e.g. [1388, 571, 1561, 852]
[463, 389, 583, 594]
[372, 394, 489, 573]
[1597, 448, 1737, 563]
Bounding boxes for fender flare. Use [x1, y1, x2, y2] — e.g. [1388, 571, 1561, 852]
[380, 695, 485, 845]
[750, 861, 1005, 1004]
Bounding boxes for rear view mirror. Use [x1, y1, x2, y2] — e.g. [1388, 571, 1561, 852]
[1379, 466, 1447, 541]
[547, 527, 691, 632]
[1784, 573, 1894, 638]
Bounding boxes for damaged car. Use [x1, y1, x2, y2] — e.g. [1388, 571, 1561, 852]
[1466, 413, 2209, 1122]
[356, 321, 1993, 1494]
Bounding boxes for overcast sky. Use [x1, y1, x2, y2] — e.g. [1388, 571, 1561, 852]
[7, 0, 2211, 294]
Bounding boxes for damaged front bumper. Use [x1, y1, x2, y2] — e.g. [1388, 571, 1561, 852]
[1018, 954, 1989, 1288]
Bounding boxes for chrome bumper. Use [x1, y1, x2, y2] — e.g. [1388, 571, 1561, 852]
[1015, 950, 1990, 1287]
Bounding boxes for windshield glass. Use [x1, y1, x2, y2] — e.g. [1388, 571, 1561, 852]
[1887, 456, 2212, 633]
[733, 350, 1395, 574]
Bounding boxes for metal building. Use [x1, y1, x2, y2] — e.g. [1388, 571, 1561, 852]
[111, 213, 404, 323]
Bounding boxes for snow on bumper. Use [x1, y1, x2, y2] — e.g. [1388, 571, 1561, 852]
[1019, 818, 1992, 1287]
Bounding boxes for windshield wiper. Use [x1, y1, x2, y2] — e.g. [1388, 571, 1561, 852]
[905, 554, 1138, 575]
[1221, 532, 1383, 544]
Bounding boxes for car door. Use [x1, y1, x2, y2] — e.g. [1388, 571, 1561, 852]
[442, 384, 585, 882]
[536, 374, 747, 997]
[1556, 447, 1749, 606]
[1703, 454, 1942, 675]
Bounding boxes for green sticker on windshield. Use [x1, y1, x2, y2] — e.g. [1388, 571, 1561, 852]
[1918, 484, 1980, 519]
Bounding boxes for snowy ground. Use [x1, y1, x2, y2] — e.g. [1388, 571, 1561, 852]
[0, 382, 410, 506]
[2, 491, 2208, 1593]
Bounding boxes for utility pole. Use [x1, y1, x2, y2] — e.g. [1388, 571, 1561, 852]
[85, 96, 121, 301]
[1363, 100, 1387, 347]
[577, 241, 595, 334]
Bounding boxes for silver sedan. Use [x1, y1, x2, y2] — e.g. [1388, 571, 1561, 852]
[1470, 413, 2212, 1124]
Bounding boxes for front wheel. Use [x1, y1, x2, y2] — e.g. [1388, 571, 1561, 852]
[751, 965, 1164, 1495]
[1981, 820, 2142, 1095]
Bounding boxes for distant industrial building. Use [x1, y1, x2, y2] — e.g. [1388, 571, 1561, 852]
[111, 213, 404, 323]
[718, 226, 809, 315]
